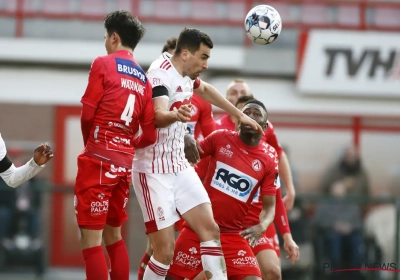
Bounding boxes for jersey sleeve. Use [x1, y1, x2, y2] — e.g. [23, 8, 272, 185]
[0, 133, 6, 161]
[265, 121, 283, 158]
[260, 150, 279, 196]
[193, 78, 201, 89]
[198, 129, 225, 158]
[81, 56, 105, 108]
[198, 99, 215, 137]
[147, 68, 172, 97]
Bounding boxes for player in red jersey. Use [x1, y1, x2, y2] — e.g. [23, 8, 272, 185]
[197, 91, 299, 279]
[235, 96, 299, 280]
[167, 99, 278, 280]
[137, 37, 216, 280]
[132, 28, 262, 280]
[214, 79, 295, 210]
[75, 11, 156, 280]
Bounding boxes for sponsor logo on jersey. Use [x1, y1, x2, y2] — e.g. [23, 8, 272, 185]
[219, 145, 233, 157]
[105, 131, 134, 155]
[115, 58, 146, 83]
[176, 86, 183, 92]
[211, 161, 258, 202]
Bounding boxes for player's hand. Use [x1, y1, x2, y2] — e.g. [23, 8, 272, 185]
[33, 143, 54, 166]
[240, 224, 265, 248]
[238, 113, 263, 134]
[283, 233, 299, 265]
[174, 104, 192, 123]
[283, 190, 295, 210]
[184, 134, 203, 164]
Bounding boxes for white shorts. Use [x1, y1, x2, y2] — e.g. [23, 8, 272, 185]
[132, 167, 210, 233]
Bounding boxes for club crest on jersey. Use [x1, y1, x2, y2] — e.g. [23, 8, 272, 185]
[115, 58, 146, 83]
[176, 86, 183, 92]
[211, 161, 258, 202]
[252, 159, 262, 171]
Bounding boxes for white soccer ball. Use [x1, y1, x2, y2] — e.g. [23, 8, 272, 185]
[244, 5, 282, 45]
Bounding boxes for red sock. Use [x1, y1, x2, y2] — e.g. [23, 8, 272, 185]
[82, 246, 108, 280]
[106, 239, 130, 280]
[138, 252, 151, 280]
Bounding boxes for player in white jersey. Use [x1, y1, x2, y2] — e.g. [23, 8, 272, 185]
[0, 133, 53, 187]
[132, 28, 263, 280]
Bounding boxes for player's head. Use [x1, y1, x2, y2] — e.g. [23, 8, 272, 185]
[104, 10, 145, 54]
[239, 99, 268, 136]
[173, 28, 213, 80]
[226, 79, 252, 105]
[162, 37, 177, 55]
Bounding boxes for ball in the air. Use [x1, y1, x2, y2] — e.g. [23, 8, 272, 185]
[244, 5, 282, 45]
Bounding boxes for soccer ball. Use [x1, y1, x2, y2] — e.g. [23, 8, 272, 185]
[244, 5, 282, 45]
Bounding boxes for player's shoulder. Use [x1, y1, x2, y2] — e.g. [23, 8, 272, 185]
[267, 120, 274, 128]
[209, 129, 234, 138]
[149, 52, 173, 72]
[259, 141, 279, 165]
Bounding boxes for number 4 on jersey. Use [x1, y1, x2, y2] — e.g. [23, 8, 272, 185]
[121, 94, 136, 126]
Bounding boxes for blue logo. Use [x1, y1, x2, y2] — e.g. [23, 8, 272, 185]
[115, 58, 146, 84]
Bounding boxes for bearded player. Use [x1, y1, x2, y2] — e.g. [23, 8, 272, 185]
[167, 99, 277, 280]
[137, 37, 216, 280]
[131, 28, 262, 280]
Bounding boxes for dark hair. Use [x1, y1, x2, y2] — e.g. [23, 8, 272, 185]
[175, 28, 213, 55]
[104, 10, 145, 50]
[162, 37, 177, 53]
[235, 95, 255, 107]
[243, 99, 268, 119]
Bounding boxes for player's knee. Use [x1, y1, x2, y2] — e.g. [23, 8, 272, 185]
[206, 221, 220, 241]
[262, 264, 281, 280]
[79, 228, 103, 249]
[152, 240, 175, 265]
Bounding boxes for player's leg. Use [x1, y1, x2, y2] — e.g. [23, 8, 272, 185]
[138, 237, 153, 280]
[251, 224, 281, 280]
[256, 250, 281, 280]
[132, 171, 179, 279]
[222, 233, 262, 280]
[103, 177, 131, 280]
[75, 155, 113, 280]
[167, 227, 203, 280]
[175, 167, 227, 279]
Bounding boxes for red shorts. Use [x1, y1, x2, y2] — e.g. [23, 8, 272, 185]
[168, 227, 261, 280]
[251, 223, 280, 257]
[74, 154, 131, 230]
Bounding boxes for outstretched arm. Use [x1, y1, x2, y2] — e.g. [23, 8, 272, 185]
[0, 144, 53, 188]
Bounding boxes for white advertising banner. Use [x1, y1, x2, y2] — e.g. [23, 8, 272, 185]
[297, 30, 400, 98]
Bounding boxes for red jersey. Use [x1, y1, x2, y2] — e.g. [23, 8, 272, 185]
[215, 113, 235, 131]
[81, 50, 154, 168]
[187, 93, 215, 140]
[196, 119, 283, 181]
[244, 122, 290, 235]
[198, 130, 278, 232]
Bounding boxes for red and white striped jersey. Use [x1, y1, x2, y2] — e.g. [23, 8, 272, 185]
[132, 52, 201, 173]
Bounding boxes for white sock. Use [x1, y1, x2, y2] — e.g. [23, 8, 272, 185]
[200, 240, 227, 279]
[143, 256, 170, 280]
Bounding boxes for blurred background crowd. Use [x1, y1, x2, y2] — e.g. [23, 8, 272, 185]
[0, 0, 399, 279]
